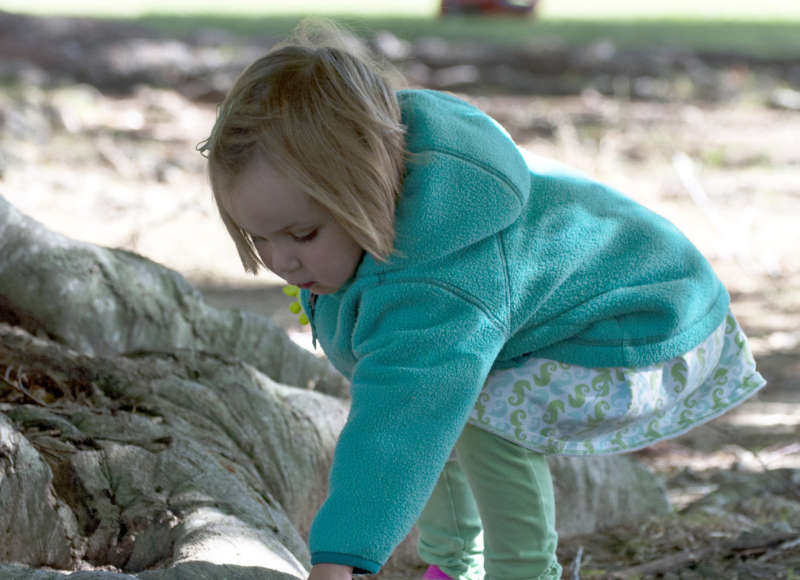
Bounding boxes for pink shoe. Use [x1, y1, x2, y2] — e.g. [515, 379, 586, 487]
[422, 565, 453, 580]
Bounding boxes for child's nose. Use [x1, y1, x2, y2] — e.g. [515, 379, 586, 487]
[271, 247, 301, 276]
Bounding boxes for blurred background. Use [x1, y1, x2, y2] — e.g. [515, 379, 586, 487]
[1, 0, 798, 328]
[1, 2, 798, 382]
[1, 1, 799, 576]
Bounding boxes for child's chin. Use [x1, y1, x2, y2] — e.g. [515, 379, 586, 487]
[309, 284, 335, 295]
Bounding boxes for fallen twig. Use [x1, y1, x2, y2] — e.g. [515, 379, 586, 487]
[570, 545, 583, 580]
[1, 364, 106, 416]
[609, 549, 708, 579]
[757, 535, 800, 562]
[609, 531, 800, 578]
[1, 365, 54, 408]
[733, 531, 800, 558]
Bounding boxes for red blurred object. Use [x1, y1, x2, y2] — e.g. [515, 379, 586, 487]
[440, 0, 538, 16]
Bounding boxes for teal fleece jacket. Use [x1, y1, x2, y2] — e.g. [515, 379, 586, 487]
[302, 89, 729, 573]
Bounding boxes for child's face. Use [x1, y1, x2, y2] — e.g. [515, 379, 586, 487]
[223, 154, 364, 295]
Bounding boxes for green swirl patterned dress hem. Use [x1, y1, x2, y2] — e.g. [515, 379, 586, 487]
[468, 311, 766, 456]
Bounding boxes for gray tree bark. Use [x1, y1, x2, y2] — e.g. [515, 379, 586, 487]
[0, 195, 350, 399]
[0, 195, 671, 578]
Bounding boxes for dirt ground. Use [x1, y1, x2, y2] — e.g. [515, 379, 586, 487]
[1, 12, 799, 579]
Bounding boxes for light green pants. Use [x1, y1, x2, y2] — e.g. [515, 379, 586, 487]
[417, 424, 562, 580]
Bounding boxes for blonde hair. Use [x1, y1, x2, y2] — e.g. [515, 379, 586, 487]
[200, 19, 407, 273]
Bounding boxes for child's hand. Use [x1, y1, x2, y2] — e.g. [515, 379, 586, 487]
[308, 563, 353, 580]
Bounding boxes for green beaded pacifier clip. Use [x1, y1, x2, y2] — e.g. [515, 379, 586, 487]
[283, 285, 309, 325]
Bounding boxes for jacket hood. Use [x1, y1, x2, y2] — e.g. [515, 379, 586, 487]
[377, 90, 531, 267]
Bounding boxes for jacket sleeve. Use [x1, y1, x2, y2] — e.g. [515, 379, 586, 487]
[308, 281, 507, 573]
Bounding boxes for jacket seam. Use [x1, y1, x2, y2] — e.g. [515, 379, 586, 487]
[414, 146, 525, 206]
[496, 231, 512, 333]
[392, 277, 509, 338]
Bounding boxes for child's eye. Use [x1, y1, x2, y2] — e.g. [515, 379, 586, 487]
[292, 229, 318, 243]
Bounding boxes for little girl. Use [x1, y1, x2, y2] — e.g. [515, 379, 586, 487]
[200, 21, 765, 580]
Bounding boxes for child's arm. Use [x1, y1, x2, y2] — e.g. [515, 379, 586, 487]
[308, 282, 507, 573]
[308, 564, 353, 580]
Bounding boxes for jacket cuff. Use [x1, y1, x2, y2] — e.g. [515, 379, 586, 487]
[311, 552, 381, 575]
